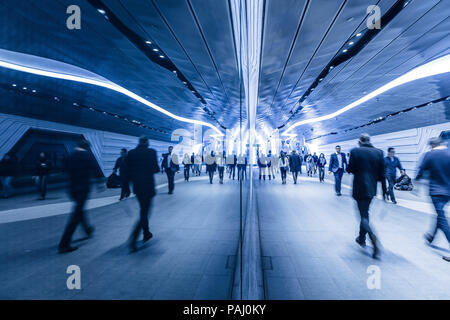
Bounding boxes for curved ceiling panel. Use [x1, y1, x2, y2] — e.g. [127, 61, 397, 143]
[0, 0, 448, 144]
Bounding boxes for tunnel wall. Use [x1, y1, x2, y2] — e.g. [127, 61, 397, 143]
[316, 121, 450, 175]
[0, 112, 172, 176]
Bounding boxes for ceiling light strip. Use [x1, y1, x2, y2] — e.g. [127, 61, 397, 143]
[0, 58, 223, 135]
[283, 54, 450, 135]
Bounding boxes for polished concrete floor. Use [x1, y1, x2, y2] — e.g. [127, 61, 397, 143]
[256, 172, 450, 299]
[0, 172, 243, 299]
[0, 168, 449, 299]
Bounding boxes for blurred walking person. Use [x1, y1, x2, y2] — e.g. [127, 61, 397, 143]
[347, 134, 386, 259]
[36, 152, 51, 200]
[415, 137, 450, 261]
[238, 155, 248, 180]
[113, 148, 130, 200]
[258, 154, 268, 180]
[306, 154, 314, 177]
[279, 151, 289, 184]
[267, 150, 276, 179]
[0, 153, 18, 199]
[228, 153, 237, 180]
[126, 136, 160, 253]
[194, 153, 202, 176]
[289, 150, 301, 184]
[58, 140, 97, 253]
[183, 153, 191, 182]
[191, 153, 195, 175]
[161, 146, 179, 194]
[384, 147, 404, 204]
[318, 153, 327, 183]
[312, 152, 319, 175]
[206, 151, 217, 184]
[217, 152, 225, 184]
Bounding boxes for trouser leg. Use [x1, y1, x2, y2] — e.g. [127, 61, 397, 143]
[130, 194, 151, 244]
[219, 167, 224, 181]
[184, 166, 190, 181]
[166, 171, 175, 192]
[357, 198, 375, 244]
[39, 175, 48, 198]
[59, 193, 88, 248]
[209, 171, 214, 183]
[120, 176, 130, 199]
[387, 175, 396, 201]
[431, 196, 450, 243]
[334, 170, 343, 193]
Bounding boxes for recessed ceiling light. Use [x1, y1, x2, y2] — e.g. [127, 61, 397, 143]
[343, 49, 348, 53]
[349, 41, 354, 45]
[54, 97, 59, 100]
[73, 102, 78, 106]
[12, 84, 16, 87]
[23, 87, 27, 90]
[97, 9, 106, 14]
[172, 70, 177, 73]
[145, 41, 152, 44]
[329, 66, 334, 69]
[32, 89, 36, 93]
[159, 55, 164, 58]
[153, 48, 159, 52]
[356, 33, 362, 37]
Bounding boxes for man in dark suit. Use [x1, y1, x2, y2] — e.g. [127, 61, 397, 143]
[347, 134, 386, 259]
[328, 145, 347, 196]
[228, 153, 237, 180]
[384, 147, 404, 204]
[113, 148, 130, 200]
[289, 150, 301, 184]
[58, 140, 97, 253]
[415, 137, 450, 262]
[126, 136, 160, 252]
[161, 146, 179, 194]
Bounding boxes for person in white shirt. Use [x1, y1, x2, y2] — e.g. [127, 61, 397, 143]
[279, 151, 289, 184]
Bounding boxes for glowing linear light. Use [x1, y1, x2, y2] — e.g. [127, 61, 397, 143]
[283, 54, 450, 135]
[0, 51, 223, 136]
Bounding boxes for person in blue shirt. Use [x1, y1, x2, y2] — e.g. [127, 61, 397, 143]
[384, 147, 404, 204]
[415, 137, 450, 262]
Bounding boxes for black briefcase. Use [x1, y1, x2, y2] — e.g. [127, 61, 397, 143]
[106, 173, 121, 188]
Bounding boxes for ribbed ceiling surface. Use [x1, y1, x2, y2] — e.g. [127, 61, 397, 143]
[0, 0, 448, 143]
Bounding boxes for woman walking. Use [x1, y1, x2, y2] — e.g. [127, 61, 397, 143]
[318, 153, 327, 182]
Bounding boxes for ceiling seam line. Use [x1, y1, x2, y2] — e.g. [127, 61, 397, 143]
[147, 0, 217, 101]
[276, 0, 348, 114]
[186, 0, 233, 107]
[264, 0, 310, 112]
